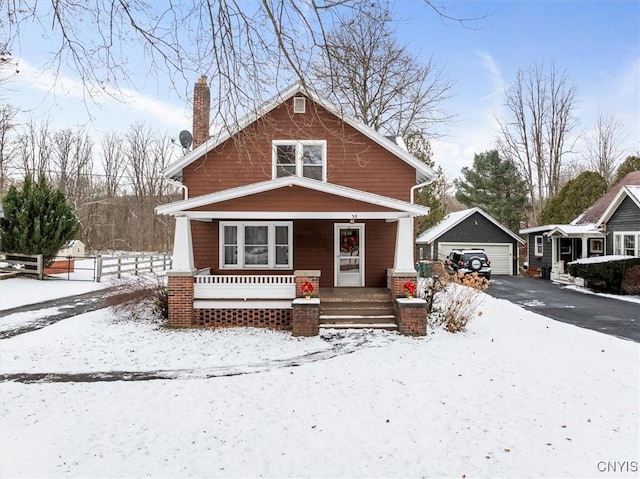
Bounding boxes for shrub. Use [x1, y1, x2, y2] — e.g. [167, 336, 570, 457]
[422, 272, 488, 333]
[622, 265, 640, 295]
[108, 274, 168, 321]
[568, 257, 640, 294]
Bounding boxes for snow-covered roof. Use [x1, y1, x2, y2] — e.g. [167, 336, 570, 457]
[545, 224, 605, 237]
[163, 82, 435, 183]
[417, 207, 524, 244]
[155, 175, 430, 218]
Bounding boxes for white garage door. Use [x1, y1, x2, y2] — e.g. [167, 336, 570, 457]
[439, 242, 513, 275]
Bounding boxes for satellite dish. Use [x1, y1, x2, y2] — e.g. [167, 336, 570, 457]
[179, 130, 193, 149]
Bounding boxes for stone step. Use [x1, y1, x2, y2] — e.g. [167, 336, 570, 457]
[319, 322, 398, 330]
[320, 306, 395, 316]
[319, 314, 396, 324]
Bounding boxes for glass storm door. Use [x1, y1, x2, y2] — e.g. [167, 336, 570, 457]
[335, 224, 365, 287]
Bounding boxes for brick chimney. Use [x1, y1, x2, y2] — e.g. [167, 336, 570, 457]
[192, 75, 210, 149]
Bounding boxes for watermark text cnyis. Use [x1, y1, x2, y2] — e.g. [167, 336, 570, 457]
[597, 461, 638, 473]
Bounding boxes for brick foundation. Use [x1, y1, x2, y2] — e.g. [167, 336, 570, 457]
[195, 308, 292, 329]
[395, 298, 427, 336]
[292, 298, 320, 337]
[167, 272, 195, 328]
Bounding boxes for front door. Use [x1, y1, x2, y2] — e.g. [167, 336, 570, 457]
[335, 224, 365, 287]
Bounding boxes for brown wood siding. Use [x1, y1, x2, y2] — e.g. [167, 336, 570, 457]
[188, 186, 396, 212]
[181, 96, 416, 201]
[192, 218, 396, 288]
[191, 220, 217, 271]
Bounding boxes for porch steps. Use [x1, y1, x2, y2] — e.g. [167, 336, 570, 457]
[319, 288, 397, 330]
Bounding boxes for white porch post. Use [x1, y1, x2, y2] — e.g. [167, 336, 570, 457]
[393, 217, 417, 273]
[581, 236, 588, 259]
[170, 215, 195, 272]
[550, 236, 558, 274]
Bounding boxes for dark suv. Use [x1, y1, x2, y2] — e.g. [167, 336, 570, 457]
[445, 249, 492, 280]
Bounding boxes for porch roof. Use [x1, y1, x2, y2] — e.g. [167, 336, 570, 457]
[155, 176, 430, 219]
[520, 223, 606, 237]
[545, 224, 605, 237]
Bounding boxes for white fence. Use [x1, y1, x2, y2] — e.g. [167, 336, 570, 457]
[0, 252, 171, 282]
[194, 274, 296, 300]
[96, 254, 172, 282]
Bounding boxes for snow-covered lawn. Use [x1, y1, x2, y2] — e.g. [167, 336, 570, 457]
[0, 278, 638, 478]
[0, 276, 107, 310]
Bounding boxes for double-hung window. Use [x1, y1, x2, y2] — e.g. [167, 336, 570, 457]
[534, 235, 544, 257]
[273, 140, 326, 181]
[221, 222, 293, 269]
[613, 232, 640, 257]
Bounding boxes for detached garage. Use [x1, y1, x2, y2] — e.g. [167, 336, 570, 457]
[416, 207, 525, 275]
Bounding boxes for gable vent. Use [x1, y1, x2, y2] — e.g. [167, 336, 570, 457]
[293, 97, 306, 113]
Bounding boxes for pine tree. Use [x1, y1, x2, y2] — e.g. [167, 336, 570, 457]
[612, 155, 640, 184]
[454, 150, 528, 232]
[0, 174, 80, 264]
[404, 131, 447, 233]
[538, 171, 607, 224]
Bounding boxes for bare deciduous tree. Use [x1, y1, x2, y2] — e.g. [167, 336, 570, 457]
[3, 1, 478, 128]
[0, 104, 18, 195]
[583, 112, 628, 186]
[497, 63, 578, 223]
[16, 117, 54, 179]
[311, 7, 453, 137]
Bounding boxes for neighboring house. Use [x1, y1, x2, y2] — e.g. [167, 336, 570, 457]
[520, 171, 640, 280]
[58, 240, 86, 258]
[416, 207, 525, 275]
[155, 78, 434, 335]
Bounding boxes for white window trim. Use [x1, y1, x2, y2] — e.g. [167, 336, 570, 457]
[534, 235, 544, 257]
[220, 221, 293, 269]
[272, 140, 327, 181]
[590, 238, 604, 254]
[613, 231, 640, 257]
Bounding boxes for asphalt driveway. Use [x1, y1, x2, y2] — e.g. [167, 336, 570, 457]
[485, 276, 640, 342]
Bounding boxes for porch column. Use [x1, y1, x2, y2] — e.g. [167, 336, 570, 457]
[171, 215, 195, 272]
[581, 237, 588, 259]
[393, 217, 417, 274]
[167, 215, 196, 328]
[550, 236, 558, 274]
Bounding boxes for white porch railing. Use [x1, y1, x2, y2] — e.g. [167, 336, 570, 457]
[194, 274, 296, 300]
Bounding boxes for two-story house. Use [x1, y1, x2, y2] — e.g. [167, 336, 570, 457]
[156, 77, 434, 335]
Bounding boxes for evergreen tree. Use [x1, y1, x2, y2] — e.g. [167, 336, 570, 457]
[538, 171, 607, 224]
[404, 131, 447, 233]
[454, 150, 528, 231]
[612, 155, 640, 184]
[0, 174, 80, 264]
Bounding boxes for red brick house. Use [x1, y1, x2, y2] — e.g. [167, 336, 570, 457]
[156, 77, 434, 335]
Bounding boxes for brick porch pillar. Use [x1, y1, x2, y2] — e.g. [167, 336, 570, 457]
[388, 270, 419, 299]
[167, 271, 195, 328]
[292, 298, 320, 337]
[395, 298, 427, 336]
[294, 270, 321, 298]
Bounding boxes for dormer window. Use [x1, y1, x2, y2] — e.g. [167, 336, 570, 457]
[273, 140, 326, 181]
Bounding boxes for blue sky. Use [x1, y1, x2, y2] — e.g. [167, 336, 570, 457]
[2, 0, 638, 179]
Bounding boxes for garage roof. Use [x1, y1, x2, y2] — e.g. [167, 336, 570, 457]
[416, 207, 525, 244]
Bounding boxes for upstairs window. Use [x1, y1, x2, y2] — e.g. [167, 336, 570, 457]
[273, 140, 326, 181]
